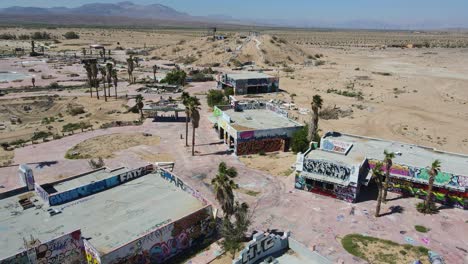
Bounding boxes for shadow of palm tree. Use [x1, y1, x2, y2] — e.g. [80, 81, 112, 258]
[380, 205, 404, 216]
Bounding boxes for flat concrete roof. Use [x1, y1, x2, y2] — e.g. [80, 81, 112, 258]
[226, 72, 274, 80]
[225, 109, 302, 131]
[309, 132, 468, 177]
[0, 171, 205, 259]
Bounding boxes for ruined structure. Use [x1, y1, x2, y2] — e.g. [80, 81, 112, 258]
[295, 131, 468, 209]
[217, 72, 279, 95]
[211, 101, 303, 156]
[0, 165, 213, 263]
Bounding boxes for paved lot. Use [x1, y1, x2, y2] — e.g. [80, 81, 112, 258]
[1, 81, 467, 263]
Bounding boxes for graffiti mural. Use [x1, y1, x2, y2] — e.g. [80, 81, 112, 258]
[84, 239, 101, 264]
[102, 206, 213, 264]
[0, 250, 30, 264]
[159, 169, 208, 205]
[35, 230, 85, 264]
[321, 139, 353, 154]
[294, 175, 338, 200]
[233, 232, 289, 264]
[236, 138, 284, 155]
[389, 178, 467, 209]
[368, 159, 468, 188]
[35, 183, 49, 202]
[239, 131, 255, 140]
[303, 159, 352, 181]
[49, 165, 154, 206]
[335, 186, 357, 203]
[266, 103, 288, 118]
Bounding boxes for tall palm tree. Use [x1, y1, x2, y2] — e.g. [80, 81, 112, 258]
[424, 159, 441, 213]
[83, 62, 93, 98]
[99, 66, 108, 102]
[127, 55, 134, 84]
[181, 92, 191, 147]
[90, 62, 99, 100]
[188, 96, 201, 156]
[308, 95, 323, 142]
[218, 162, 238, 178]
[135, 94, 144, 120]
[372, 161, 385, 217]
[211, 162, 238, 216]
[382, 150, 395, 203]
[106, 63, 113, 97]
[112, 69, 118, 99]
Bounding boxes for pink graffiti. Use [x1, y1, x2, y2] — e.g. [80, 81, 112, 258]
[368, 160, 410, 177]
[421, 237, 430, 245]
[239, 131, 255, 140]
[149, 232, 189, 263]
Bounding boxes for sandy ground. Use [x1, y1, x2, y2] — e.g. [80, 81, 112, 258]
[65, 133, 160, 159]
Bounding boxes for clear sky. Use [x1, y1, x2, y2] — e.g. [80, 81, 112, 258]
[1, 0, 467, 27]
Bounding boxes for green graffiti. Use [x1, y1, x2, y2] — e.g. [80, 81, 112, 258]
[416, 168, 452, 185]
[213, 107, 222, 117]
[447, 195, 465, 206]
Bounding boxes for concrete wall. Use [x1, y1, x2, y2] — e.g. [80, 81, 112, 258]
[233, 232, 289, 264]
[0, 230, 85, 264]
[101, 206, 213, 264]
[84, 239, 101, 264]
[47, 165, 154, 206]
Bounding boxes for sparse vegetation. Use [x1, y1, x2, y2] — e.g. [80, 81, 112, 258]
[63, 31, 80, 39]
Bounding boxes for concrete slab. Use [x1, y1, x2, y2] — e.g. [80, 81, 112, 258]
[224, 108, 301, 131]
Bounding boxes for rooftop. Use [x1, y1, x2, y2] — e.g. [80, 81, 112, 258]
[0, 170, 205, 259]
[224, 108, 302, 131]
[312, 132, 468, 177]
[226, 72, 274, 80]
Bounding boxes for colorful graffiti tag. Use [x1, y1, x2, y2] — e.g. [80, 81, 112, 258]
[295, 175, 357, 202]
[389, 178, 467, 209]
[160, 169, 208, 205]
[321, 139, 353, 154]
[236, 138, 285, 155]
[233, 232, 289, 264]
[368, 159, 468, 188]
[35, 230, 85, 264]
[303, 159, 352, 181]
[266, 103, 288, 118]
[102, 207, 213, 264]
[239, 131, 255, 140]
[48, 165, 154, 206]
[84, 239, 101, 264]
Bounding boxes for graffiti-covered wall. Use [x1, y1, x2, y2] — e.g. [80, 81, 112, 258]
[101, 206, 213, 264]
[368, 159, 468, 209]
[302, 159, 357, 182]
[295, 175, 358, 202]
[237, 138, 285, 156]
[389, 178, 468, 209]
[84, 239, 101, 264]
[48, 165, 154, 206]
[159, 168, 209, 205]
[0, 230, 85, 264]
[233, 232, 289, 264]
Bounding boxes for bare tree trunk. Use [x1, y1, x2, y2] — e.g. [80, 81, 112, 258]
[95, 83, 100, 100]
[383, 168, 391, 203]
[185, 110, 189, 147]
[192, 127, 196, 156]
[308, 110, 318, 141]
[103, 79, 107, 102]
[424, 176, 435, 212]
[114, 85, 117, 99]
[375, 188, 382, 217]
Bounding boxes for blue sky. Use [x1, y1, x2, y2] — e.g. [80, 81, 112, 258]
[1, 0, 467, 27]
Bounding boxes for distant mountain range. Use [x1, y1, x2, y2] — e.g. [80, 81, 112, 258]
[0, 2, 466, 30]
[0, 1, 249, 28]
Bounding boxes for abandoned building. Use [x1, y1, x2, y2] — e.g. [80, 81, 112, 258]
[0, 165, 213, 263]
[211, 101, 303, 156]
[295, 131, 468, 209]
[217, 72, 279, 95]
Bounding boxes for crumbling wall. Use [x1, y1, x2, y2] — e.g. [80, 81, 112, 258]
[233, 232, 289, 264]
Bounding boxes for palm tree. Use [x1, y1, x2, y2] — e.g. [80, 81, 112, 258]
[372, 161, 385, 217]
[99, 66, 107, 102]
[218, 162, 238, 178]
[90, 62, 99, 100]
[308, 95, 323, 142]
[211, 162, 238, 216]
[135, 94, 144, 120]
[181, 92, 191, 147]
[382, 150, 395, 203]
[127, 55, 134, 84]
[106, 63, 113, 97]
[112, 69, 118, 99]
[188, 96, 201, 156]
[83, 62, 93, 98]
[424, 159, 441, 213]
